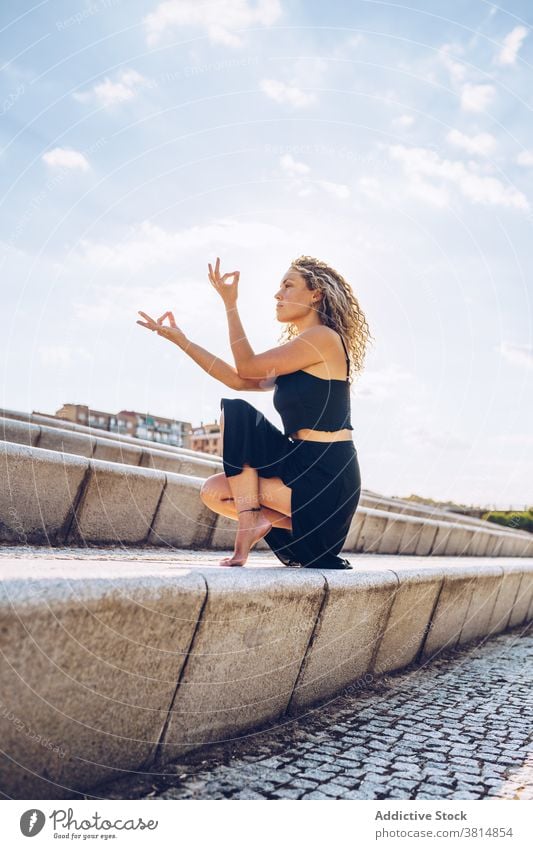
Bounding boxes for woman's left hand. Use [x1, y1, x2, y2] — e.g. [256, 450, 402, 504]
[136, 310, 188, 348]
[208, 256, 240, 308]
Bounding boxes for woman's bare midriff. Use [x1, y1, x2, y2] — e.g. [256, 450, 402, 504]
[290, 428, 353, 442]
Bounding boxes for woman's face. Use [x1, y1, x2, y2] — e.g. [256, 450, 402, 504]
[274, 268, 319, 322]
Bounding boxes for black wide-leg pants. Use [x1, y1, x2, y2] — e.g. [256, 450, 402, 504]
[219, 398, 361, 569]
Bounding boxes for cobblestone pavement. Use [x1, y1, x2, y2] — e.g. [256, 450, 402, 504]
[85, 626, 533, 802]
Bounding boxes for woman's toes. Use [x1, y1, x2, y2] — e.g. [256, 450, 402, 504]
[219, 556, 244, 567]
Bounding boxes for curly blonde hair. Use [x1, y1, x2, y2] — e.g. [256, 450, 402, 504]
[278, 255, 374, 383]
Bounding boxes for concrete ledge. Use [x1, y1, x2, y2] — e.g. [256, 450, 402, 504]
[1, 417, 217, 479]
[1, 441, 531, 557]
[344, 506, 531, 558]
[3, 412, 532, 556]
[365, 493, 533, 547]
[0, 555, 531, 798]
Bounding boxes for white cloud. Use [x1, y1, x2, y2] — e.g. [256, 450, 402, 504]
[495, 26, 528, 65]
[446, 129, 497, 156]
[279, 155, 349, 199]
[73, 69, 147, 107]
[516, 150, 533, 166]
[42, 147, 90, 171]
[438, 43, 467, 83]
[460, 83, 496, 112]
[260, 78, 316, 107]
[316, 180, 350, 199]
[407, 176, 450, 208]
[388, 144, 529, 210]
[393, 114, 415, 128]
[279, 153, 310, 176]
[499, 341, 533, 370]
[76, 218, 293, 272]
[143, 0, 282, 48]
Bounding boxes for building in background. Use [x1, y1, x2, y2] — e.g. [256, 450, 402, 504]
[54, 403, 192, 448]
[190, 421, 222, 456]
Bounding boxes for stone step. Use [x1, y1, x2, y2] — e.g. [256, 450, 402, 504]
[1, 439, 531, 556]
[0, 553, 532, 798]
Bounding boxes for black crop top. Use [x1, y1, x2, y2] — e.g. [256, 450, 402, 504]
[273, 332, 354, 436]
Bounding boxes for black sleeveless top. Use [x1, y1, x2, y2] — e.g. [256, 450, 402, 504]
[273, 332, 353, 436]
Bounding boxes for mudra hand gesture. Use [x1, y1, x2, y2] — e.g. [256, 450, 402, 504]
[208, 256, 240, 308]
[136, 310, 188, 348]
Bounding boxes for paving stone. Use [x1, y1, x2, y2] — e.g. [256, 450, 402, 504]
[455, 771, 484, 784]
[289, 778, 320, 791]
[267, 788, 301, 799]
[232, 789, 268, 799]
[425, 774, 455, 787]
[321, 782, 355, 798]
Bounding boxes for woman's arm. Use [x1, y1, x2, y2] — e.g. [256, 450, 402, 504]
[175, 336, 274, 391]
[136, 309, 273, 391]
[225, 304, 337, 379]
[208, 257, 336, 379]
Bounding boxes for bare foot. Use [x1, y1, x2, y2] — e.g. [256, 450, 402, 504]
[219, 509, 273, 567]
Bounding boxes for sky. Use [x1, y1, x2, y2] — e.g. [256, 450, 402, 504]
[1, 0, 532, 508]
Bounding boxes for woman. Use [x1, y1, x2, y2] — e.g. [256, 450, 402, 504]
[137, 255, 372, 569]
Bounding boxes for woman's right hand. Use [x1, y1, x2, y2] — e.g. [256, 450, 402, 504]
[137, 310, 188, 348]
[208, 256, 240, 308]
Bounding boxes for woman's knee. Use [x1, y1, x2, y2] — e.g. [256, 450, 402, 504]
[200, 473, 229, 505]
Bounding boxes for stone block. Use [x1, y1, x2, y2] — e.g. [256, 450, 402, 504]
[458, 566, 503, 645]
[344, 510, 364, 550]
[444, 528, 475, 556]
[139, 449, 215, 477]
[431, 524, 453, 555]
[372, 566, 444, 673]
[0, 442, 88, 544]
[421, 566, 482, 659]
[0, 417, 41, 446]
[487, 568, 523, 635]
[68, 459, 165, 545]
[37, 426, 95, 458]
[0, 561, 206, 798]
[398, 519, 425, 555]
[507, 566, 533, 627]
[466, 530, 491, 557]
[415, 522, 439, 556]
[357, 511, 389, 553]
[159, 568, 325, 759]
[377, 514, 405, 554]
[147, 473, 215, 548]
[287, 569, 398, 711]
[92, 439, 144, 467]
